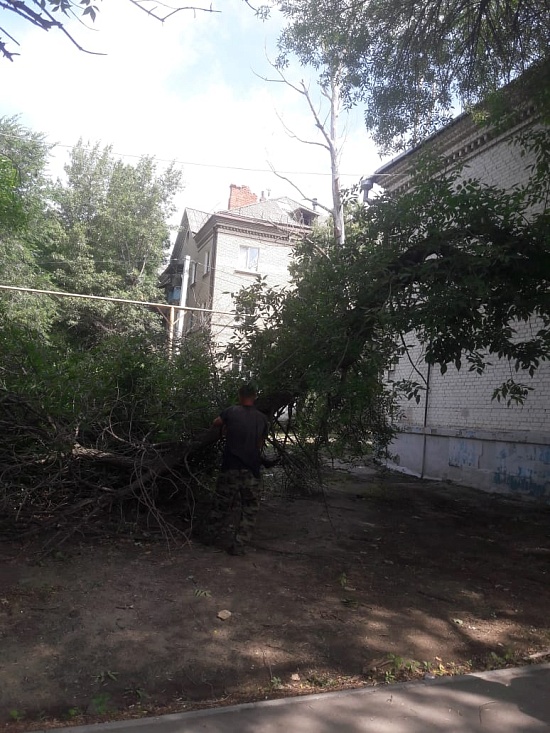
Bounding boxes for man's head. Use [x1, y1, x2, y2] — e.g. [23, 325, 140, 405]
[238, 383, 257, 405]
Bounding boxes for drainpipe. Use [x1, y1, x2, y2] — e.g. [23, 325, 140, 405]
[175, 255, 191, 341]
[209, 225, 218, 314]
[420, 361, 431, 479]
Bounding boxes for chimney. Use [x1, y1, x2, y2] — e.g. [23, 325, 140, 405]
[228, 184, 258, 210]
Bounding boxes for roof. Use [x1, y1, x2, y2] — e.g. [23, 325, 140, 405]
[372, 112, 470, 184]
[218, 197, 319, 227]
[371, 64, 546, 190]
[185, 208, 210, 234]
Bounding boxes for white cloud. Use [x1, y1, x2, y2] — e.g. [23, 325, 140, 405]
[0, 0, 385, 226]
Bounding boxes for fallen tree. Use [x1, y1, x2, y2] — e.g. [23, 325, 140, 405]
[0, 378, 305, 550]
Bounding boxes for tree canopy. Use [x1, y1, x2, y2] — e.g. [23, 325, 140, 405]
[225, 127, 550, 455]
[0, 119, 182, 345]
[276, 0, 550, 151]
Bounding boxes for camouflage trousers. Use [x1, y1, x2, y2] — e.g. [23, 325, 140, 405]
[210, 469, 261, 549]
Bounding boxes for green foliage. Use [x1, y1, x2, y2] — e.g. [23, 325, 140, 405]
[36, 140, 183, 347]
[225, 127, 550, 455]
[0, 122, 182, 348]
[0, 320, 233, 537]
[276, 0, 550, 151]
[88, 692, 113, 716]
[1, 326, 225, 449]
[0, 155, 25, 231]
[0, 118, 232, 541]
[367, 137, 550, 382]
[224, 232, 399, 458]
[0, 116, 58, 334]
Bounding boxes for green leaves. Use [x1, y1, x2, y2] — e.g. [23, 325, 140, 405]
[0, 156, 25, 232]
[277, 1, 550, 152]
[492, 380, 534, 407]
[225, 126, 549, 456]
[42, 140, 182, 348]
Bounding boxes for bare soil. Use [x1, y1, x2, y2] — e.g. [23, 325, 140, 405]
[1, 466, 550, 730]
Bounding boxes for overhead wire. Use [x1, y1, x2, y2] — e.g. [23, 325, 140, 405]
[0, 129, 366, 178]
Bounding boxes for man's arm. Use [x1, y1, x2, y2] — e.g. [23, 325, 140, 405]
[258, 415, 269, 449]
[213, 416, 223, 428]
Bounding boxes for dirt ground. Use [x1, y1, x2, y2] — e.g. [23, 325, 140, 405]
[1, 465, 550, 730]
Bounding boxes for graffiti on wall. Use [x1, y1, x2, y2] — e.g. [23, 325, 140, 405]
[449, 438, 482, 468]
[493, 444, 550, 498]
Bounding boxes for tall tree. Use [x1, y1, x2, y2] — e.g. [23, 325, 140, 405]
[0, 116, 59, 335]
[276, 0, 550, 151]
[43, 141, 182, 345]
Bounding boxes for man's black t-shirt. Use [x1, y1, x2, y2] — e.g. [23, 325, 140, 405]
[220, 405, 269, 478]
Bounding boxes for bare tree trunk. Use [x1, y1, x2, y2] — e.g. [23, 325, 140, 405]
[259, 62, 346, 245]
[326, 73, 345, 245]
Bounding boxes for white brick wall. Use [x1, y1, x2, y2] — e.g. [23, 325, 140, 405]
[391, 329, 550, 433]
[384, 114, 550, 439]
[179, 220, 295, 351]
[383, 114, 550, 495]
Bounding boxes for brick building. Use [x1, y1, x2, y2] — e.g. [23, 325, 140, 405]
[159, 186, 318, 352]
[370, 108, 550, 498]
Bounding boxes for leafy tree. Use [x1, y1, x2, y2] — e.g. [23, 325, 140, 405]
[42, 140, 182, 346]
[276, 0, 550, 151]
[225, 128, 550, 455]
[0, 120, 228, 544]
[0, 155, 25, 230]
[0, 116, 59, 335]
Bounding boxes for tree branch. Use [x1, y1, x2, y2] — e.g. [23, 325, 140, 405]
[266, 161, 333, 214]
[274, 109, 330, 151]
[252, 66, 305, 96]
[298, 79, 336, 154]
[0, 0, 220, 60]
[128, 0, 220, 21]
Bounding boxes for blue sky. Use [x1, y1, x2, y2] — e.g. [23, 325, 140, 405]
[0, 0, 386, 228]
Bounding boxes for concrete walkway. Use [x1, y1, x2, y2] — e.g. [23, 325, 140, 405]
[32, 664, 550, 733]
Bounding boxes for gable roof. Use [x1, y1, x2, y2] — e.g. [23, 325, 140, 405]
[186, 207, 210, 234]
[218, 196, 319, 227]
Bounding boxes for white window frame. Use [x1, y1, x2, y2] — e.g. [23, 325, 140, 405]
[204, 250, 211, 275]
[239, 245, 259, 272]
[190, 261, 197, 285]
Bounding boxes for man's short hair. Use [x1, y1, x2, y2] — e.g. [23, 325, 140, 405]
[238, 383, 257, 400]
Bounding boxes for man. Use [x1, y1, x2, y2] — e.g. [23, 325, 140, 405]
[210, 384, 269, 555]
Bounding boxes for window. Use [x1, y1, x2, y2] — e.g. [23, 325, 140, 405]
[239, 245, 259, 272]
[231, 356, 251, 378]
[231, 356, 244, 374]
[204, 250, 211, 275]
[190, 261, 197, 285]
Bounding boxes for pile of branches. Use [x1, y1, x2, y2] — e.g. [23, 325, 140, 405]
[0, 387, 317, 551]
[0, 388, 223, 547]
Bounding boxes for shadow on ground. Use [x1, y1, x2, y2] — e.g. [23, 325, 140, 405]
[1, 467, 549, 727]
